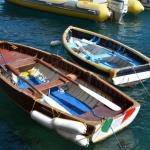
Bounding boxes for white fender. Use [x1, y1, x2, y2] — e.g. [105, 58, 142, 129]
[50, 40, 61, 46]
[30, 110, 53, 129]
[53, 118, 87, 134]
[56, 129, 89, 147]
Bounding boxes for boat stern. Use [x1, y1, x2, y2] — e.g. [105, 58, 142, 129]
[112, 65, 150, 86]
[91, 104, 140, 143]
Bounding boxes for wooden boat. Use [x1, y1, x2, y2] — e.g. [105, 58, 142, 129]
[63, 26, 150, 86]
[0, 41, 140, 146]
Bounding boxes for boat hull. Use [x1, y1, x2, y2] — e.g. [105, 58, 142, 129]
[0, 75, 34, 112]
[0, 41, 140, 146]
[6, 0, 110, 22]
[63, 26, 150, 87]
[92, 105, 140, 142]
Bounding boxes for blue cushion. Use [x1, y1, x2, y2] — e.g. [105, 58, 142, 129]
[49, 87, 92, 116]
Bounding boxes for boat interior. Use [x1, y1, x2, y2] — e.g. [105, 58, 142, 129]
[67, 29, 147, 69]
[0, 43, 134, 121]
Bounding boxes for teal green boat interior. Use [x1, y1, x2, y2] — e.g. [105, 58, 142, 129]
[69, 37, 142, 69]
[67, 28, 149, 70]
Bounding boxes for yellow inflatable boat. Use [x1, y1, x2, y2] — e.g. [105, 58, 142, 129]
[6, 0, 110, 22]
[128, 0, 144, 14]
[6, 0, 144, 22]
[108, 0, 144, 14]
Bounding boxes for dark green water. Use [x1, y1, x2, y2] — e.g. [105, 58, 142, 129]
[0, 0, 150, 149]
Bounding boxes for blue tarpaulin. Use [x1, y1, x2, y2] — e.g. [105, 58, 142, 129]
[16, 76, 44, 89]
[49, 87, 92, 116]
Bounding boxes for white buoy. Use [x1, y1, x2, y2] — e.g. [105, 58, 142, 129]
[30, 110, 53, 129]
[30, 111, 89, 146]
[53, 118, 87, 134]
[50, 40, 61, 46]
[56, 129, 89, 147]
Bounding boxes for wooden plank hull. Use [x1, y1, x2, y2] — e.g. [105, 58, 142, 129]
[0, 41, 140, 146]
[63, 26, 150, 86]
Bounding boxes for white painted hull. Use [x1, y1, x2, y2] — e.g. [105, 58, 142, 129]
[92, 106, 140, 143]
[112, 71, 150, 86]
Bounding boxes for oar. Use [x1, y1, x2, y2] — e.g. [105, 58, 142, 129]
[37, 59, 121, 111]
[78, 85, 121, 111]
[6, 64, 71, 114]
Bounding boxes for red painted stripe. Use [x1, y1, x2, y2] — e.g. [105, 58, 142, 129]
[121, 107, 136, 124]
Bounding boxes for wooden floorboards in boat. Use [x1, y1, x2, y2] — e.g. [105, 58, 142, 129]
[71, 38, 131, 68]
[80, 104, 122, 121]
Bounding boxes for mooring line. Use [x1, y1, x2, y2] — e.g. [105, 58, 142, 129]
[91, 111, 124, 150]
[131, 66, 150, 97]
[111, 127, 124, 150]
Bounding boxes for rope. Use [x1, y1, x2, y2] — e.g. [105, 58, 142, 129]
[131, 66, 150, 97]
[31, 99, 37, 112]
[0, 46, 7, 72]
[90, 111, 124, 150]
[91, 110, 104, 119]
[111, 127, 124, 150]
[0, 45, 7, 65]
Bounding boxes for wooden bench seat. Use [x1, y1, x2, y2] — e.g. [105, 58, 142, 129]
[24, 74, 77, 96]
[34, 76, 70, 91]
[23, 77, 69, 97]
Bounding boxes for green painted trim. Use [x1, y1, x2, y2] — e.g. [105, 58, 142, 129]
[101, 118, 113, 132]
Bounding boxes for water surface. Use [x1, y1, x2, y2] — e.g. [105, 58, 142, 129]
[0, 1, 150, 149]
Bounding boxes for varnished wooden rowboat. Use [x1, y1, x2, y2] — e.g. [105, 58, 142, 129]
[0, 41, 140, 146]
[63, 26, 150, 87]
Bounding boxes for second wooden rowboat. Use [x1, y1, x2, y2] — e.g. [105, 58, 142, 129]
[63, 26, 150, 87]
